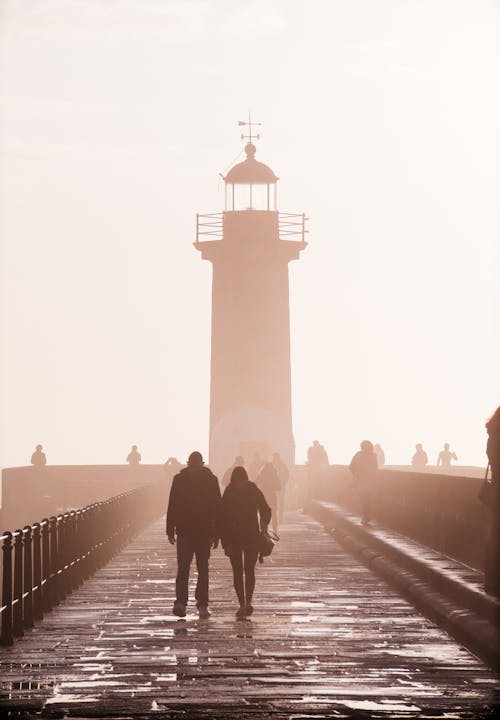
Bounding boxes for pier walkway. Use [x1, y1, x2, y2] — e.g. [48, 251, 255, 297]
[1, 512, 499, 718]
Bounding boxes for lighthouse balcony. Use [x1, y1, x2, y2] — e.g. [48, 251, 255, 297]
[196, 211, 308, 243]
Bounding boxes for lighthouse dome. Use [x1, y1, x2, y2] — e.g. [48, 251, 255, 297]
[225, 143, 278, 184]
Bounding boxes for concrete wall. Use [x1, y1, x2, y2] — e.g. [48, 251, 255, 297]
[309, 465, 489, 571]
[0, 465, 171, 531]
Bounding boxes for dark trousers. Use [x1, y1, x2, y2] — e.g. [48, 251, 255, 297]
[229, 545, 259, 606]
[176, 534, 211, 607]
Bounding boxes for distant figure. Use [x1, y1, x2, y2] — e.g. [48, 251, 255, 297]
[249, 452, 264, 482]
[164, 457, 183, 487]
[307, 440, 329, 467]
[306, 440, 329, 498]
[272, 451, 289, 522]
[349, 440, 378, 525]
[166, 451, 221, 619]
[222, 455, 245, 489]
[484, 407, 500, 597]
[256, 462, 280, 534]
[30, 444, 47, 467]
[411, 444, 429, 469]
[374, 444, 385, 467]
[219, 466, 271, 618]
[437, 443, 457, 468]
[126, 445, 141, 466]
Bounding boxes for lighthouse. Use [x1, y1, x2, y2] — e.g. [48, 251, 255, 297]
[195, 121, 307, 475]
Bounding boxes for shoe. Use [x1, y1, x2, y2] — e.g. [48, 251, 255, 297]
[236, 604, 247, 619]
[198, 605, 211, 619]
[172, 600, 186, 617]
[245, 604, 254, 616]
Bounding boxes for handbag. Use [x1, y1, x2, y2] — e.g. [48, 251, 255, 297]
[258, 529, 279, 563]
[478, 463, 492, 508]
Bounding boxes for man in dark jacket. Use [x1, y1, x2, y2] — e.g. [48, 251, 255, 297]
[166, 451, 221, 619]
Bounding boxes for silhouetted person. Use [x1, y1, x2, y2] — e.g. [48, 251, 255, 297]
[166, 451, 220, 619]
[30, 444, 46, 468]
[164, 456, 182, 476]
[127, 445, 141, 466]
[306, 440, 329, 498]
[219, 466, 271, 618]
[374, 443, 385, 467]
[484, 407, 500, 596]
[249, 452, 264, 482]
[222, 455, 245, 489]
[256, 462, 280, 534]
[349, 440, 378, 525]
[412, 443, 428, 469]
[437, 443, 457, 468]
[272, 451, 289, 522]
[307, 440, 329, 467]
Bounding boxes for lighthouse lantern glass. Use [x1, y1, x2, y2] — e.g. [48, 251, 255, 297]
[226, 182, 276, 211]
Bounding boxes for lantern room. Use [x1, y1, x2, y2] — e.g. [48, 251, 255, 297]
[224, 142, 278, 211]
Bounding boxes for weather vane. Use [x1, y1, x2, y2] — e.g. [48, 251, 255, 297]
[238, 112, 262, 143]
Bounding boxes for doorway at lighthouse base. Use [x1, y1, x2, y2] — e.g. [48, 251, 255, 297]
[210, 404, 294, 476]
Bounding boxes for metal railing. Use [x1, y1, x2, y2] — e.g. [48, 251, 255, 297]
[195, 211, 308, 243]
[0, 482, 167, 646]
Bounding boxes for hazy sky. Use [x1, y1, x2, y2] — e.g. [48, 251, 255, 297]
[1, 0, 499, 469]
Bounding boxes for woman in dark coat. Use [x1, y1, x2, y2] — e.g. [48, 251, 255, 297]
[219, 466, 272, 618]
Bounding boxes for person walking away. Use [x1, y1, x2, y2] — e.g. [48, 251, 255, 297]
[272, 451, 289, 522]
[412, 444, 428, 469]
[437, 443, 457, 468]
[31, 444, 47, 468]
[349, 440, 378, 525]
[484, 407, 500, 597]
[256, 462, 280, 534]
[219, 466, 271, 618]
[249, 452, 264, 482]
[222, 455, 245, 489]
[306, 440, 329, 499]
[127, 445, 141, 465]
[166, 451, 221, 619]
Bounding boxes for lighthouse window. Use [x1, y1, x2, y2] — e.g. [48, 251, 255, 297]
[230, 183, 275, 211]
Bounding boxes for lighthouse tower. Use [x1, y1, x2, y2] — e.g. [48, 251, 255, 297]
[195, 122, 307, 475]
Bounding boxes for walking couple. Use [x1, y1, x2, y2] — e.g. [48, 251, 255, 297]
[166, 451, 272, 620]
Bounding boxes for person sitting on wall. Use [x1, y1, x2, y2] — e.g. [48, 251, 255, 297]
[31, 444, 47, 468]
[127, 445, 142, 466]
[437, 443, 457, 468]
[412, 443, 428, 469]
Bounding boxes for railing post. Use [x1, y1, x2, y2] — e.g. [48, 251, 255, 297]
[23, 525, 34, 629]
[0, 532, 14, 646]
[58, 514, 68, 602]
[32, 523, 43, 621]
[13, 530, 24, 637]
[41, 519, 51, 612]
[49, 516, 59, 606]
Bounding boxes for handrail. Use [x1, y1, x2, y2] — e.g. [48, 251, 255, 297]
[0, 481, 167, 646]
[195, 211, 308, 243]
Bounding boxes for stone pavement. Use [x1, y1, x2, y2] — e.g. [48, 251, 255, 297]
[0, 512, 499, 719]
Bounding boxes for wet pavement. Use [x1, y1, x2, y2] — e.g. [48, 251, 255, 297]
[0, 512, 499, 718]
